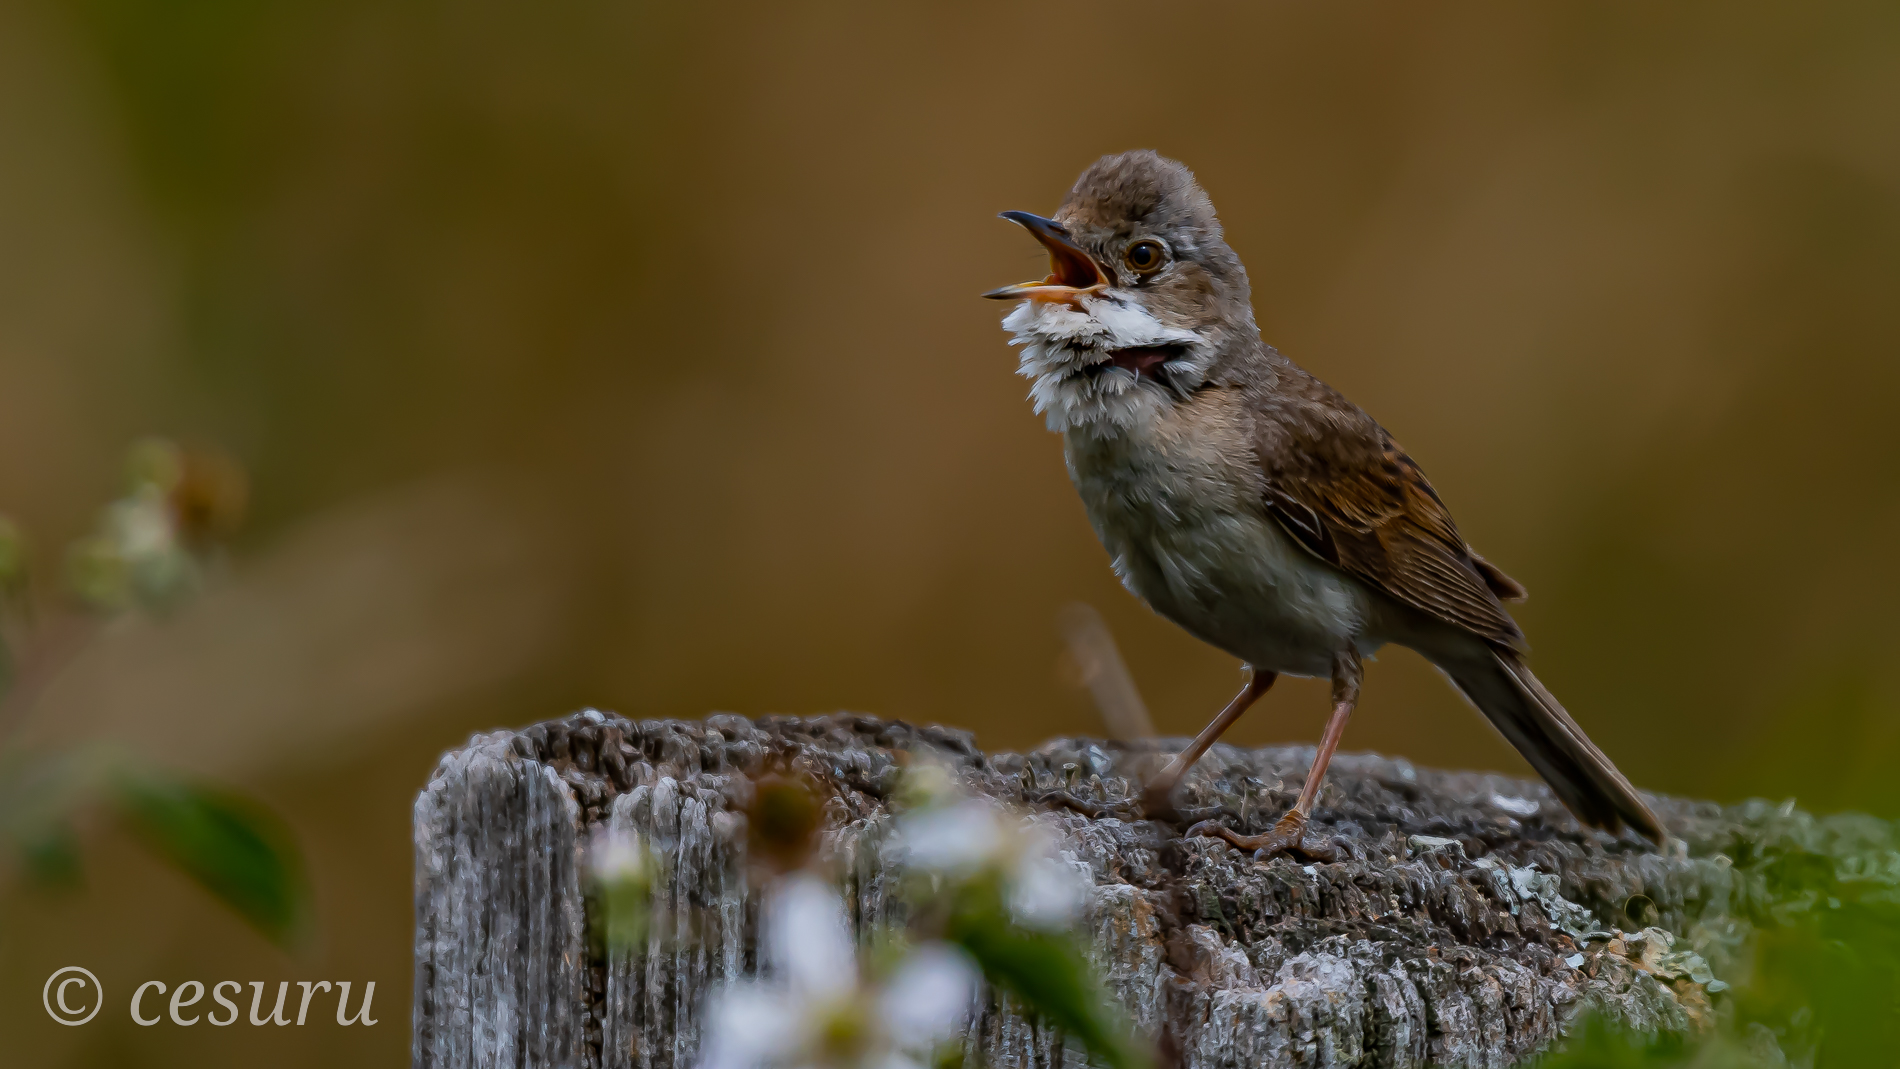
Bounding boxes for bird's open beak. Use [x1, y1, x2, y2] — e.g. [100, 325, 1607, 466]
[982, 211, 1110, 301]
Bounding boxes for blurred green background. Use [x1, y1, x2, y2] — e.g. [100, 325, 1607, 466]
[1, 0, 1897, 1064]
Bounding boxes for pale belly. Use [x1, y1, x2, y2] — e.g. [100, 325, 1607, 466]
[1063, 408, 1375, 679]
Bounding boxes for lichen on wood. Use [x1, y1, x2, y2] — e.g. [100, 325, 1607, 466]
[412, 711, 1891, 1068]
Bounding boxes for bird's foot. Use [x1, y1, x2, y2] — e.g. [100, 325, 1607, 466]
[1185, 812, 1339, 863]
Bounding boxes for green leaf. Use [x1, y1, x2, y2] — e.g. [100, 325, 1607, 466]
[1531, 1014, 1778, 1069]
[107, 770, 310, 947]
[1534, 831, 1900, 1069]
[946, 881, 1148, 1069]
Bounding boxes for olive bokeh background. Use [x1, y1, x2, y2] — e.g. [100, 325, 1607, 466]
[3, 1, 1898, 1064]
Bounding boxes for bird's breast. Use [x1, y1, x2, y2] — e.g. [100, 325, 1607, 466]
[1062, 388, 1368, 675]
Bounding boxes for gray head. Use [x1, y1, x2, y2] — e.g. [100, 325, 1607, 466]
[987, 152, 1260, 434]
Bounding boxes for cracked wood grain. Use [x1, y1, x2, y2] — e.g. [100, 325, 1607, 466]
[413, 711, 1886, 1068]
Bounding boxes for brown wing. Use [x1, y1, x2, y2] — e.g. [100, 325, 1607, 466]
[1251, 370, 1528, 651]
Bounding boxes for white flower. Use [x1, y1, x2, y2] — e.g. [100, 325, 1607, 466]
[588, 826, 658, 948]
[897, 800, 1008, 874]
[765, 874, 856, 999]
[68, 480, 201, 613]
[894, 793, 1089, 931]
[894, 762, 959, 811]
[112, 486, 180, 560]
[695, 874, 978, 1069]
[881, 944, 983, 1051]
[588, 826, 655, 886]
[1009, 852, 1087, 930]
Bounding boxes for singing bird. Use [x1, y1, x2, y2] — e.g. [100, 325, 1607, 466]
[986, 150, 1662, 859]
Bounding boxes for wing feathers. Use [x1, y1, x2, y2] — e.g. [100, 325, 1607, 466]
[1262, 484, 1338, 565]
[1472, 553, 1528, 602]
[1251, 373, 1525, 648]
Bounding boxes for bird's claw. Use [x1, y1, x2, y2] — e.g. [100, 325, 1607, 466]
[1185, 813, 1339, 863]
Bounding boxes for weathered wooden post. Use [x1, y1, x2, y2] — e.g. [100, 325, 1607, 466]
[413, 710, 1839, 1068]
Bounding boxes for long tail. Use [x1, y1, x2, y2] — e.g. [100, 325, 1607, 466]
[1444, 649, 1663, 842]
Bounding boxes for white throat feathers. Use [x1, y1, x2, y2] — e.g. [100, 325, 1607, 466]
[1002, 296, 1206, 435]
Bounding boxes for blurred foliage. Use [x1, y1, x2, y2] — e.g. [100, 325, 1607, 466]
[1, 437, 247, 682]
[65, 437, 247, 615]
[938, 871, 1147, 1069]
[107, 768, 309, 946]
[0, 748, 310, 948]
[892, 765, 1149, 1069]
[585, 826, 657, 953]
[1538, 1017, 1780, 1069]
[1536, 819, 1900, 1068]
[0, 438, 302, 948]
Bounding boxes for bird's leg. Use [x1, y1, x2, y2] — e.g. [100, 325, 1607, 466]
[1135, 667, 1277, 820]
[1188, 649, 1362, 862]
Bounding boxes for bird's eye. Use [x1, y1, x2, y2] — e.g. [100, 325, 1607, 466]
[1124, 240, 1167, 276]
